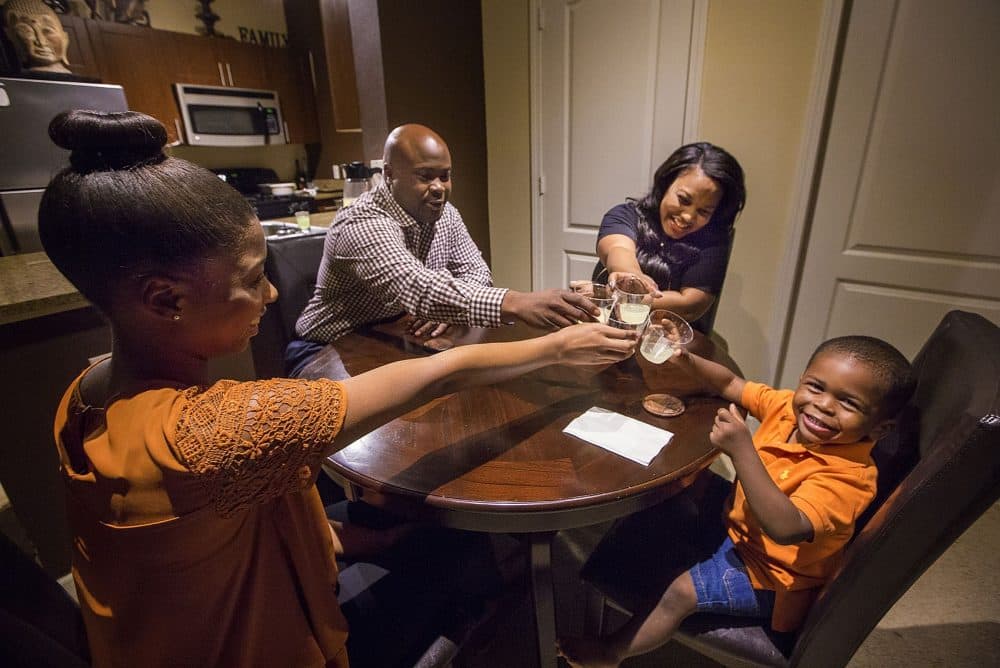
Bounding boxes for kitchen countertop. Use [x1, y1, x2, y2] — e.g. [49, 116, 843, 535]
[0, 252, 90, 326]
[268, 210, 337, 229]
[0, 210, 338, 326]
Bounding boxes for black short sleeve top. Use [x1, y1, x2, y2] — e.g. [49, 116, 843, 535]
[596, 202, 731, 294]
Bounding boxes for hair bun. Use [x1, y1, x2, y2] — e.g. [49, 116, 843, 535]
[49, 110, 168, 172]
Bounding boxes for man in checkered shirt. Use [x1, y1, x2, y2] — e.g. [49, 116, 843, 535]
[294, 124, 598, 354]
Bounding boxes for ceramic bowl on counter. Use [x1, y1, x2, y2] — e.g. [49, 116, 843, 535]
[258, 182, 296, 196]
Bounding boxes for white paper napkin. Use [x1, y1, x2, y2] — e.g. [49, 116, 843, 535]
[563, 406, 674, 466]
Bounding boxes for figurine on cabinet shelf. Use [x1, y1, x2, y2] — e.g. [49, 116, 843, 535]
[3, 0, 72, 74]
[83, 0, 149, 27]
[195, 0, 221, 38]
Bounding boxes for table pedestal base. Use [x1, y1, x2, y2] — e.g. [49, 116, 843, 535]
[529, 532, 558, 668]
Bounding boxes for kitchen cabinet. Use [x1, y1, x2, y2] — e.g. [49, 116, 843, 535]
[168, 32, 227, 87]
[58, 14, 101, 81]
[168, 32, 316, 143]
[216, 39, 270, 90]
[86, 21, 183, 143]
[170, 32, 268, 90]
[284, 0, 362, 175]
[265, 47, 319, 144]
[80, 18, 316, 145]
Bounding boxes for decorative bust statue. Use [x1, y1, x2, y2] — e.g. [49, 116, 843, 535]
[3, 0, 72, 74]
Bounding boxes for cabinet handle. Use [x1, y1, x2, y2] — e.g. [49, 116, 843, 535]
[307, 50, 318, 93]
[283, 120, 290, 144]
[166, 118, 184, 147]
[226, 63, 234, 87]
[217, 62, 226, 86]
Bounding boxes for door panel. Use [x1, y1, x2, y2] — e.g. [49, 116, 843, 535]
[536, 0, 698, 290]
[780, 0, 1000, 386]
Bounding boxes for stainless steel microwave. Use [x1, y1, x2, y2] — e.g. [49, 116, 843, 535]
[174, 84, 286, 146]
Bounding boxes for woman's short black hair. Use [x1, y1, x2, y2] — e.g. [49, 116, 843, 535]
[38, 110, 255, 312]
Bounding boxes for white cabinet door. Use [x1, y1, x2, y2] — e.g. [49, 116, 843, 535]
[780, 0, 1000, 386]
[533, 0, 703, 289]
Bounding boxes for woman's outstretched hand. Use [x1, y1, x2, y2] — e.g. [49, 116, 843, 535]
[607, 271, 663, 298]
[551, 323, 637, 365]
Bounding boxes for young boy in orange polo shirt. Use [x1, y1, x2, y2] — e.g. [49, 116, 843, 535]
[559, 335, 915, 668]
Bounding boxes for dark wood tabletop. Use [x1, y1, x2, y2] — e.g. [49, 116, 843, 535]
[316, 319, 741, 533]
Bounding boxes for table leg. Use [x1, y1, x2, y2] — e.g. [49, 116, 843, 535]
[529, 531, 558, 668]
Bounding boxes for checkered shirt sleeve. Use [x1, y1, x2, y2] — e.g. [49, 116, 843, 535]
[295, 184, 508, 343]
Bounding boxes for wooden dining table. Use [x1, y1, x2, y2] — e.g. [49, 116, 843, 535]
[307, 319, 741, 667]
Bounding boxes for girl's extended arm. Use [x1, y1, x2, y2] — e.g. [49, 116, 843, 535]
[334, 324, 635, 447]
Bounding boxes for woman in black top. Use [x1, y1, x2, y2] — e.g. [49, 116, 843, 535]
[594, 142, 746, 332]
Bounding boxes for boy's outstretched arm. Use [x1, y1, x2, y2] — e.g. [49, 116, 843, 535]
[670, 348, 745, 405]
[712, 405, 814, 545]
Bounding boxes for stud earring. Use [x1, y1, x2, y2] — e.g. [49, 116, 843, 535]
[172, 314, 181, 321]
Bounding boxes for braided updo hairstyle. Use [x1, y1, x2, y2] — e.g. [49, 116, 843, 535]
[39, 110, 255, 312]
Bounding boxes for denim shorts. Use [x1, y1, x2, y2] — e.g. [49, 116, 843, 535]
[689, 536, 775, 618]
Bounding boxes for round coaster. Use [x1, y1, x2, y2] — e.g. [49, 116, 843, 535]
[642, 393, 686, 417]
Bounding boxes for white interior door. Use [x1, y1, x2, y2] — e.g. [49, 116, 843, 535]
[533, 0, 702, 290]
[780, 0, 1000, 387]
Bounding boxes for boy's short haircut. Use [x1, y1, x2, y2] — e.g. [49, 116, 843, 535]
[809, 336, 916, 419]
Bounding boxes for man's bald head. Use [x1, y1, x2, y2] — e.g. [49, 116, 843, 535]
[382, 124, 453, 224]
[383, 124, 449, 166]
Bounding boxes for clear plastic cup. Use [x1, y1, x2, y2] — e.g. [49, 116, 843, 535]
[294, 210, 311, 231]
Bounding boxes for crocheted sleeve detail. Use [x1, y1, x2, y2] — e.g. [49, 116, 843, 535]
[173, 378, 346, 517]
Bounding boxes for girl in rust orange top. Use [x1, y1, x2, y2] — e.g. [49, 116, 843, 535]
[39, 110, 637, 668]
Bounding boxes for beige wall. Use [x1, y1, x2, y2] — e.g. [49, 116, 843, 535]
[481, 0, 824, 380]
[482, 0, 532, 291]
[68, 0, 287, 38]
[698, 0, 822, 382]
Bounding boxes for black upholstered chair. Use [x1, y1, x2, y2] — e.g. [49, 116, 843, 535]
[0, 531, 90, 667]
[578, 310, 1000, 667]
[250, 229, 328, 379]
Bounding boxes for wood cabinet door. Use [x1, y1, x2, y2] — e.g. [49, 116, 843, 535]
[87, 21, 182, 142]
[265, 47, 318, 144]
[321, 0, 361, 131]
[58, 14, 101, 80]
[169, 32, 228, 87]
[217, 40, 269, 90]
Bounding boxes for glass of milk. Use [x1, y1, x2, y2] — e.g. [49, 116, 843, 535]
[640, 310, 693, 364]
[570, 281, 615, 324]
[638, 309, 694, 417]
[612, 274, 652, 327]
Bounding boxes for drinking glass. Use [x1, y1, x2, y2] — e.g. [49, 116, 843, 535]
[639, 309, 694, 416]
[607, 303, 649, 361]
[612, 275, 653, 327]
[570, 281, 616, 324]
[607, 313, 646, 334]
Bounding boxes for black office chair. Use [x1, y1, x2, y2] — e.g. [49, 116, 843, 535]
[578, 310, 1000, 667]
[250, 229, 328, 379]
[591, 228, 736, 336]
